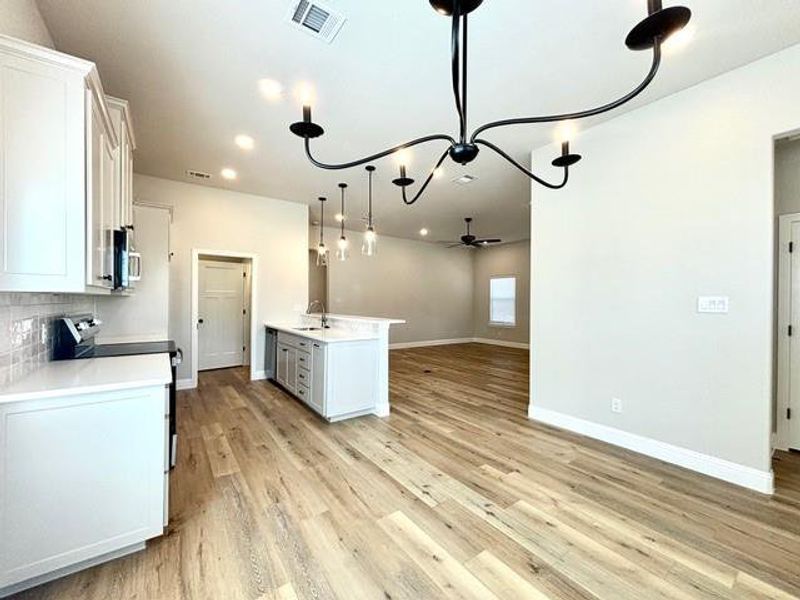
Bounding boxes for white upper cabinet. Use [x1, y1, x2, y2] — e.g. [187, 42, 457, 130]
[0, 36, 89, 292]
[0, 35, 133, 294]
[106, 96, 136, 231]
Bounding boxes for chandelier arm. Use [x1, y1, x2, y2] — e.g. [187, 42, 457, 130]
[451, 8, 466, 142]
[400, 149, 451, 205]
[303, 134, 456, 171]
[474, 139, 569, 190]
[469, 44, 662, 142]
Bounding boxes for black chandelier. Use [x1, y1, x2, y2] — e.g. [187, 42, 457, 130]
[290, 0, 691, 205]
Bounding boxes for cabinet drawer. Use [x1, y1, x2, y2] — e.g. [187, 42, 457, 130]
[296, 368, 311, 387]
[297, 351, 311, 369]
[277, 332, 312, 352]
[295, 383, 311, 404]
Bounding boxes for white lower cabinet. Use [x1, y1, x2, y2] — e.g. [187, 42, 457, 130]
[275, 331, 378, 421]
[0, 385, 168, 597]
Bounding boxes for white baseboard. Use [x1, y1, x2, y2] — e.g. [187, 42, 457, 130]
[176, 378, 195, 391]
[473, 337, 530, 349]
[389, 337, 530, 350]
[252, 369, 266, 381]
[529, 406, 774, 494]
[390, 338, 474, 350]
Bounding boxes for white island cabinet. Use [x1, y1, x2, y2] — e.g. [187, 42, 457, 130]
[276, 331, 379, 421]
[0, 355, 171, 598]
[268, 315, 405, 421]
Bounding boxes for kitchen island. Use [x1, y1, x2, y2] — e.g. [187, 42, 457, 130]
[265, 314, 404, 421]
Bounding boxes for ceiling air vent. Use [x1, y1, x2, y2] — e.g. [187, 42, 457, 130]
[285, 0, 346, 44]
[186, 169, 212, 181]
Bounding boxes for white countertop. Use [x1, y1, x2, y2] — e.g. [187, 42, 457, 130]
[265, 322, 380, 343]
[315, 313, 406, 325]
[0, 354, 172, 405]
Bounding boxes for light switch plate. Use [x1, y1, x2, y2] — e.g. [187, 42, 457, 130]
[697, 296, 729, 314]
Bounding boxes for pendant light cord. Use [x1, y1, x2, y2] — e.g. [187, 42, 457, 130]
[339, 184, 347, 239]
[366, 166, 375, 228]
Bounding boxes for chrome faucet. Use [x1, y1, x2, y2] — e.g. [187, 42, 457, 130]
[307, 300, 328, 329]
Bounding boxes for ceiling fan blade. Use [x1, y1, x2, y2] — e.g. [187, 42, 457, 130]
[474, 238, 502, 244]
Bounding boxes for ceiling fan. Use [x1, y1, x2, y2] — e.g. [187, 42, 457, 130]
[441, 218, 501, 248]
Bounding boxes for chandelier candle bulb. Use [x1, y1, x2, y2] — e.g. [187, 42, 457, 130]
[303, 105, 312, 123]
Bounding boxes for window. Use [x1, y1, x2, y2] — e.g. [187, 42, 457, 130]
[489, 276, 516, 326]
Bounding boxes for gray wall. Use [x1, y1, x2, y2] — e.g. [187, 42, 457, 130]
[321, 227, 475, 345]
[473, 240, 530, 344]
[0, 0, 54, 47]
[530, 44, 800, 475]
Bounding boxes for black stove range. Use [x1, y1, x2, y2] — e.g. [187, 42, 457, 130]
[52, 314, 182, 469]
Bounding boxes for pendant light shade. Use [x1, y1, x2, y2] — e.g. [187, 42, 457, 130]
[362, 165, 378, 256]
[316, 196, 328, 267]
[335, 183, 349, 261]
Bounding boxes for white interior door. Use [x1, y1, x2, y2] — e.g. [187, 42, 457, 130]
[198, 259, 245, 371]
[790, 221, 800, 449]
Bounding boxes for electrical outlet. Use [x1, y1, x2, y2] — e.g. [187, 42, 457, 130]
[611, 398, 623, 414]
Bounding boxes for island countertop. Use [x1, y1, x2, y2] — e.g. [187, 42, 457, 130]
[0, 354, 172, 405]
[264, 322, 380, 344]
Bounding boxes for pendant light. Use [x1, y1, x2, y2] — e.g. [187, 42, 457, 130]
[362, 165, 378, 256]
[336, 183, 349, 261]
[316, 196, 328, 267]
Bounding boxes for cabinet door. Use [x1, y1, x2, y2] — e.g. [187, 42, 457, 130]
[0, 52, 86, 292]
[276, 344, 289, 386]
[310, 342, 326, 414]
[0, 386, 166, 589]
[86, 91, 114, 289]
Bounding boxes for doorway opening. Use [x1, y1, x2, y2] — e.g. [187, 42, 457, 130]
[775, 137, 800, 452]
[190, 249, 258, 388]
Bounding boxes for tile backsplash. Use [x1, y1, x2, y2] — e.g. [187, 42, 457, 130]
[0, 293, 95, 387]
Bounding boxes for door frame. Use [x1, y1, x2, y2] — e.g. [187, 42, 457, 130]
[776, 212, 800, 450]
[190, 249, 258, 389]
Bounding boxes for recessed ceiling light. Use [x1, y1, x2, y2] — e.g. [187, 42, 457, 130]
[453, 174, 477, 185]
[221, 168, 237, 180]
[258, 78, 283, 101]
[419, 228, 429, 236]
[234, 134, 255, 150]
[334, 213, 344, 222]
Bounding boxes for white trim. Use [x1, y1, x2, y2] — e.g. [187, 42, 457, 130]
[390, 338, 474, 350]
[252, 370, 266, 381]
[190, 249, 259, 389]
[473, 338, 530, 350]
[529, 406, 774, 494]
[176, 378, 194, 391]
[776, 212, 800, 451]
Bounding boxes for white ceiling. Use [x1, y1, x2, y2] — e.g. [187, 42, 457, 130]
[37, 0, 800, 243]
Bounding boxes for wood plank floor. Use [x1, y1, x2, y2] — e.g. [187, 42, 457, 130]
[15, 343, 800, 599]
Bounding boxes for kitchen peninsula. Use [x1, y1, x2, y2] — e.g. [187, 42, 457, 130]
[265, 314, 404, 421]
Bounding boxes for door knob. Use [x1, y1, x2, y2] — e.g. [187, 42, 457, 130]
[198, 318, 204, 324]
